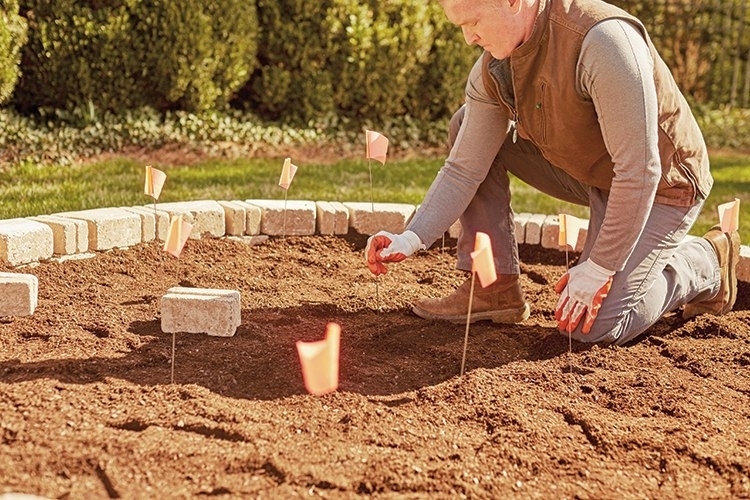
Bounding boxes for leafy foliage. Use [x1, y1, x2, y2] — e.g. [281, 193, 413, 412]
[0, 0, 27, 104]
[14, 0, 257, 114]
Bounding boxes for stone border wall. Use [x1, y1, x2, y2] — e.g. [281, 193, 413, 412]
[2, 199, 749, 282]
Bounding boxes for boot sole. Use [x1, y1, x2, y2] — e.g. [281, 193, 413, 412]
[412, 302, 531, 324]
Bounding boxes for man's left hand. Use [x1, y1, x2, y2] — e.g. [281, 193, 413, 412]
[554, 259, 615, 334]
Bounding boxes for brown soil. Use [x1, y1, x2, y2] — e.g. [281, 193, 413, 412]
[1, 234, 749, 499]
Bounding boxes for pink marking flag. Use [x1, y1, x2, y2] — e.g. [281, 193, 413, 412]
[365, 130, 389, 165]
[470, 232, 497, 288]
[163, 215, 193, 258]
[296, 322, 341, 396]
[718, 198, 740, 233]
[278, 157, 298, 190]
[558, 213, 583, 250]
[144, 165, 167, 200]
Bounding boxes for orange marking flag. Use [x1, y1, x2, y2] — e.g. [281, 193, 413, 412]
[470, 232, 497, 288]
[163, 215, 193, 258]
[144, 166, 167, 200]
[718, 198, 740, 233]
[296, 322, 341, 396]
[278, 157, 298, 190]
[558, 213, 583, 250]
[365, 130, 389, 165]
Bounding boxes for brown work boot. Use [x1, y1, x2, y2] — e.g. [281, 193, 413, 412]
[683, 225, 741, 319]
[412, 274, 530, 324]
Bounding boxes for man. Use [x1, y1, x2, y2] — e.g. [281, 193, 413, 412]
[364, 0, 741, 346]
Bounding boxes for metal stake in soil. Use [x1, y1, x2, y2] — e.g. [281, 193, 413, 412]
[460, 272, 477, 376]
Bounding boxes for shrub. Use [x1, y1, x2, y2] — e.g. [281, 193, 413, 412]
[0, 0, 27, 104]
[326, 0, 433, 123]
[238, 0, 338, 123]
[14, 0, 257, 115]
[404, 2, 480, 123]
[241, 0, 436, 126]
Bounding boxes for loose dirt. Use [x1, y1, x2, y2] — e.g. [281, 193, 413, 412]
[1, 235, 748, 499]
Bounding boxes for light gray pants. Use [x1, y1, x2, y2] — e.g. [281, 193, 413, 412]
[449, 107, 721, 345]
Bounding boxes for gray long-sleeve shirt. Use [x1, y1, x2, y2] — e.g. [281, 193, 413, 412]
[407, 19, 661, 273]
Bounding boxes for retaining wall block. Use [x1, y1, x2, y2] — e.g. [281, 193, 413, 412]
[218, 200, 246, 236]
[738, 245, 750, 284]
[514, 212, 531, 244]
[0, 218, 54, 265]
[152, 200, 225, 239]
[245, 200, 316, 236]
[123, 206, 170, 242]
[343, 202, 416, 236]
[524, 214, 548, 246]
[0, 272, 38, 316]
[315, 201, 349, 235]
[230, 200, 262, 236]
[55, 208, 141, 251]
[28, 215, 88, 255]
[161, 287, 241, 337]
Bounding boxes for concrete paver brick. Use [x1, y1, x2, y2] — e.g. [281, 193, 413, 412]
[524, 214, 548, 245]
[738, 245, 750, 284]
[161, 287, 241, 337]
[152, 200, 225, 239]
[245, 200, 316, 236]
[514, 212, 531, 244]
[316, 201, 349, 235]
[343, 202, 416, 236]
[0, 272, 38, 316]
[29, 215, 89, 255]
[0, 218, 54, 265]
[55, 208, 142, 251]
[218, 201, 246, 236]
[231, 200, 262, 236]
[123, 206, 170, 242]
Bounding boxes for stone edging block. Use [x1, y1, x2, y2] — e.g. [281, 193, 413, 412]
[0, 272, 38, 316]
[161, 287, 241, 337]
[55, 207, 141, 251]
[0, 218, 54, 265]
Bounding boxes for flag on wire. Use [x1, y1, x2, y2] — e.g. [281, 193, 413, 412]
[296, 322, 341, 396]
[144, 165, 167, 200]
[365, 130, 389, 165]
[163, 215, 193, 258]
[470, 232, 497, 288]
[558, 213, 583, 250]
[718, 198, 740, 233]
[278, 157, 298, 190]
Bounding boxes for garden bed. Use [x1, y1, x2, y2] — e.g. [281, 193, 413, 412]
[1, 235, 748, 498]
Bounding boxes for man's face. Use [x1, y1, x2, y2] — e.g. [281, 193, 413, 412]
[441, 0, 528, 59]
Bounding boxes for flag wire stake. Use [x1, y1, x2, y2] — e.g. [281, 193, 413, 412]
[460, 271, 477, 376]
[564, 245, 573, 376]
[368, 160, 375, 213]
[283, 191, 288, 238]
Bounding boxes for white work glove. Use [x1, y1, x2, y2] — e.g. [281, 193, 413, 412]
[365, 230, 424, 275]
[554, 259, 615, 334]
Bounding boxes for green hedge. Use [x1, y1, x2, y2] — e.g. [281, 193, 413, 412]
[10, 0, 478, 125]
[0, 0, 27, 104]
[14, 0, 257, 115]
[241, 0, 477, 126]
[239, 0, 338, 123]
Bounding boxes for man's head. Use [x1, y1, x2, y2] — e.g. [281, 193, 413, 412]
[440, 0, 539, 59]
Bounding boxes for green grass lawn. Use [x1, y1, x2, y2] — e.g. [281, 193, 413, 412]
[1, 152, 748, 239]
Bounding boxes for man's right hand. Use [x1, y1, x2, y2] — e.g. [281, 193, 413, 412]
[365, 230, 424, 275]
